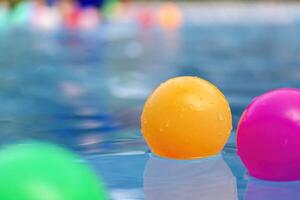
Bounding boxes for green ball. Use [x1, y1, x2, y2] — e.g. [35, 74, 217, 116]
[0, 142, 107, 200]
[10, 2, 30, 26]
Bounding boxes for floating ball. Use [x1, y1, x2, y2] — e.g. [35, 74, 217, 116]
[31, 5, 61, 31]
[10, 1, 32, 27]
[137, 8, 153, 29]
[141, 76, 232, 159]
[78, 7, 101, 31]
[60, 1, 80, 30]
[157, 3, 182, 31]
[65, 8, 81, 30]
[0, 5, 9, 31]
[101, 0, 120, 20]
[0, 142, 107, 200]
[237, 88, 300, 181]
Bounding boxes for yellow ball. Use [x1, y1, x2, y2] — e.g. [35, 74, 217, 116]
[157, 3, 183, 31]
[141, 76, 232, 159]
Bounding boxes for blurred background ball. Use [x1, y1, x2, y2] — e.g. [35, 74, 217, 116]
[10, 1, 33, 27]
[31, 4, 61, 31]
[0, 142, 107, 200]
[0, 4, 9, 31]
[78, 7, 101, 31]
[237, 88, 300, 181]
[141, 76, 232, 160]
[137, 8, 153, 29]
[157, 3, 182, 31]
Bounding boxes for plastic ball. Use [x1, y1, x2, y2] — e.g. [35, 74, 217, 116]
[60, 1, 80, 30]
[0, 5, 9, 31]
[31, 5, 61, 31]
[0, 142, 107, 200]
[101, 0, 120, 20]
[141, 76, 232, 160]
[65, 8, 81, 30]
[10, 1, 32, 27]
[137, 8, 153, 29]
[237, 88, 300, 181]
[78, 7, 101, 31]
[157, 3, 183, 31]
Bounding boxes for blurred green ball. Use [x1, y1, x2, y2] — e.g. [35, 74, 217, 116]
[0, 142, 107, 200]
[102, 0, 119, 19]
[10, 1, 31, 26]
[0, 7, 9, 31]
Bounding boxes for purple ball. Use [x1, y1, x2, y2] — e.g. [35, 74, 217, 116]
[237, 88, 300, 181]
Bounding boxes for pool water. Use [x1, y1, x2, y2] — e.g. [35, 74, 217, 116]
[1, 24, 300, 199]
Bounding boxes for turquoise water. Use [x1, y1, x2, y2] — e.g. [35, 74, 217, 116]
[1, 25, 300, 199]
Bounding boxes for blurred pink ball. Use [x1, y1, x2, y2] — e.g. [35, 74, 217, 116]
[62, 4, 80, 30]
[137, 8, 153, 29]
[78, 7, 101, 31]
[31, 5, 61, 31]
[237, 88, 300, 181]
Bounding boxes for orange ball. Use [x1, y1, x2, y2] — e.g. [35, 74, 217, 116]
[157, 3, 182, 30]
[141, 76, 232, 160]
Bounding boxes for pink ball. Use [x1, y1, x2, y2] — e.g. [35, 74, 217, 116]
[237, 88, 300, 181]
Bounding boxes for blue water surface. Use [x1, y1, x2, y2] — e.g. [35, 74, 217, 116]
[1, 24, 300, 199]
